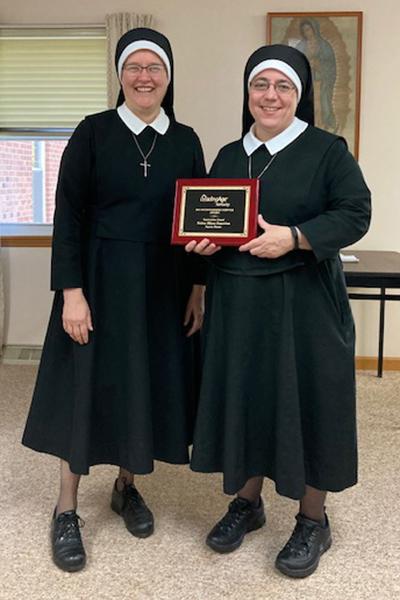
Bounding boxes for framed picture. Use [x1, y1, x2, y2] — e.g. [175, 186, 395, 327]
[267, 12, 363, 158]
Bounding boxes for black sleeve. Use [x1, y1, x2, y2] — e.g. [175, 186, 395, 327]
[298, 139, 371, 262]
[194, 149, 227, 270]
[186, 130, 209, 285]
[192, 130, 207, 178]
[208, 149, 223, 178]
[50, 118, 94, 290]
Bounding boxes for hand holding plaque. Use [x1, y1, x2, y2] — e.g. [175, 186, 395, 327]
[171, 178, 260, 246]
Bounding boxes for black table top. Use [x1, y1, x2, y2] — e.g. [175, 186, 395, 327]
[341, 250, 400, 287]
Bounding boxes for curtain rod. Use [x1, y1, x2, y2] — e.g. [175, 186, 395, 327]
[0, 24, 104, 29]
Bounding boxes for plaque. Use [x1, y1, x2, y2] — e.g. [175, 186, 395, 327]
[171, 178, 260, 246]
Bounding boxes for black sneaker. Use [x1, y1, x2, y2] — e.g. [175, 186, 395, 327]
[275, 513, 332, 578]
[51, 509, 86, 572]
[206, 497, 266, 553]
[111, 480, 154, 538]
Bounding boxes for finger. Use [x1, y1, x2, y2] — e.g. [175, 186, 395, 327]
[249, 247, 264, 256]
[185, 240, 197, 252]
[80, 324, 89, 345]
[202, 243, 221, 256]
[186, 313, 203, 337]
[193, 238, 222, 254]
[192, 238, 212, 253]
[63, 321, 76, 337]
[186, 322, 196, 337]
[258, 214, 269, 229]
[239, 238, 261, 252]
[87, 312, 94, 332]
[210, 244, 222, 254]
[183, 306, 191, 326]
[72, 325, 83, 345]
[68, 330, 79, 343]
[72, 324, 85, 345]
[186, 326, 197, 337]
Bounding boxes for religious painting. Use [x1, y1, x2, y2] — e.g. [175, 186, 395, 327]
[267, 12, 363, 158]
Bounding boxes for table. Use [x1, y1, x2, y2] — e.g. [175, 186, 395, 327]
[342, 250, 400, 377]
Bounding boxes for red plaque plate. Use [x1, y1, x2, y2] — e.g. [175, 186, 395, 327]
[171, 178, 260, 246]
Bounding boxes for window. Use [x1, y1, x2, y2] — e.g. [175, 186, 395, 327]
[1, 139, 68, 226]
[0, 27, 107, 241]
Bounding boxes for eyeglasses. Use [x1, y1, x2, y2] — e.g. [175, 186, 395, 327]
[123, 63, 165, 76]
[250, 79, 296, 94]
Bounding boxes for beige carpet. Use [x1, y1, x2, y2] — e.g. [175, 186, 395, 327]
[0, 364, 399, 600]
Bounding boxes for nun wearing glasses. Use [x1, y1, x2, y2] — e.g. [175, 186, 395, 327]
[22, 28, 206, 571]
[186, 44, 371, 577]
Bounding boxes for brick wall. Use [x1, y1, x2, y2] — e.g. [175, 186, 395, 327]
[0, 141, 33, 222]
[45, 141, 67, 223]
[0, 140, 67, 224]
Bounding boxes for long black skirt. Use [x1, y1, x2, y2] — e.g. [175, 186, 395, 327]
[190, 259, 357, 500]
[22, 238, 199, 474]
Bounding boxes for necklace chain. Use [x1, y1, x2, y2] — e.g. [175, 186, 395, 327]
[132, 131, 158, 177]
[248, 152, 277, 179]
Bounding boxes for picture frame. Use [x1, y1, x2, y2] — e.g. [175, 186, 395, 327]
[267, 12, 363, 158]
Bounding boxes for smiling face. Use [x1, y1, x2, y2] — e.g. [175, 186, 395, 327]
[248, 68, 298, 141]
[120, 49, 169, 122]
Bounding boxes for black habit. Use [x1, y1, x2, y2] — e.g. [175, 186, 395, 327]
[22, 109, 206, 474]
[190, 125, 371, 499]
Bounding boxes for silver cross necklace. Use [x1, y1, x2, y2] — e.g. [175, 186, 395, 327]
[248, 152, 278, 179]
[132, 131, 158, 177]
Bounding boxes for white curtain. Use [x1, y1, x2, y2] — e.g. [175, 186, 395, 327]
[106, 13, 154, 109]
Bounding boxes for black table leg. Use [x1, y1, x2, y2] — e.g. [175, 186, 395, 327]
[377, 288, 386, 377]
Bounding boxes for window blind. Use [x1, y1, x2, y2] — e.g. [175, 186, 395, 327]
[0, 28, 107, 129]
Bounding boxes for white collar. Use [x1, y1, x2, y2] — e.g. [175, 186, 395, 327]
[242, 117, 308, 156]
[117, 103, 170, 135]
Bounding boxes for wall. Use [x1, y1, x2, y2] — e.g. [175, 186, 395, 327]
[1, 0, 400, 356]
[0, 142, 33, 222]
[45, 141, 67, 222]
[1, 246, 52, 345]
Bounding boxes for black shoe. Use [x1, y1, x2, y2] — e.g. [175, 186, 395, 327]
[206, 497, 266, 553]
[51, 509, 86, 572]
[111, 480, 154, 538]
[275, 513, 332, 578]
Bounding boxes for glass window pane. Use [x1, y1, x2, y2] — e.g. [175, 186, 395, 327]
[0, 139, 67, 224]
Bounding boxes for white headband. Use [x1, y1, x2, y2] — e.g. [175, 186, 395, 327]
[118, 40, 171, 81]
[248, 59, 302, 102]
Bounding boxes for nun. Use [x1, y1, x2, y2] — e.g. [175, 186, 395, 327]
[22, 28, 206, 572]
[186, 44, 371, 577]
